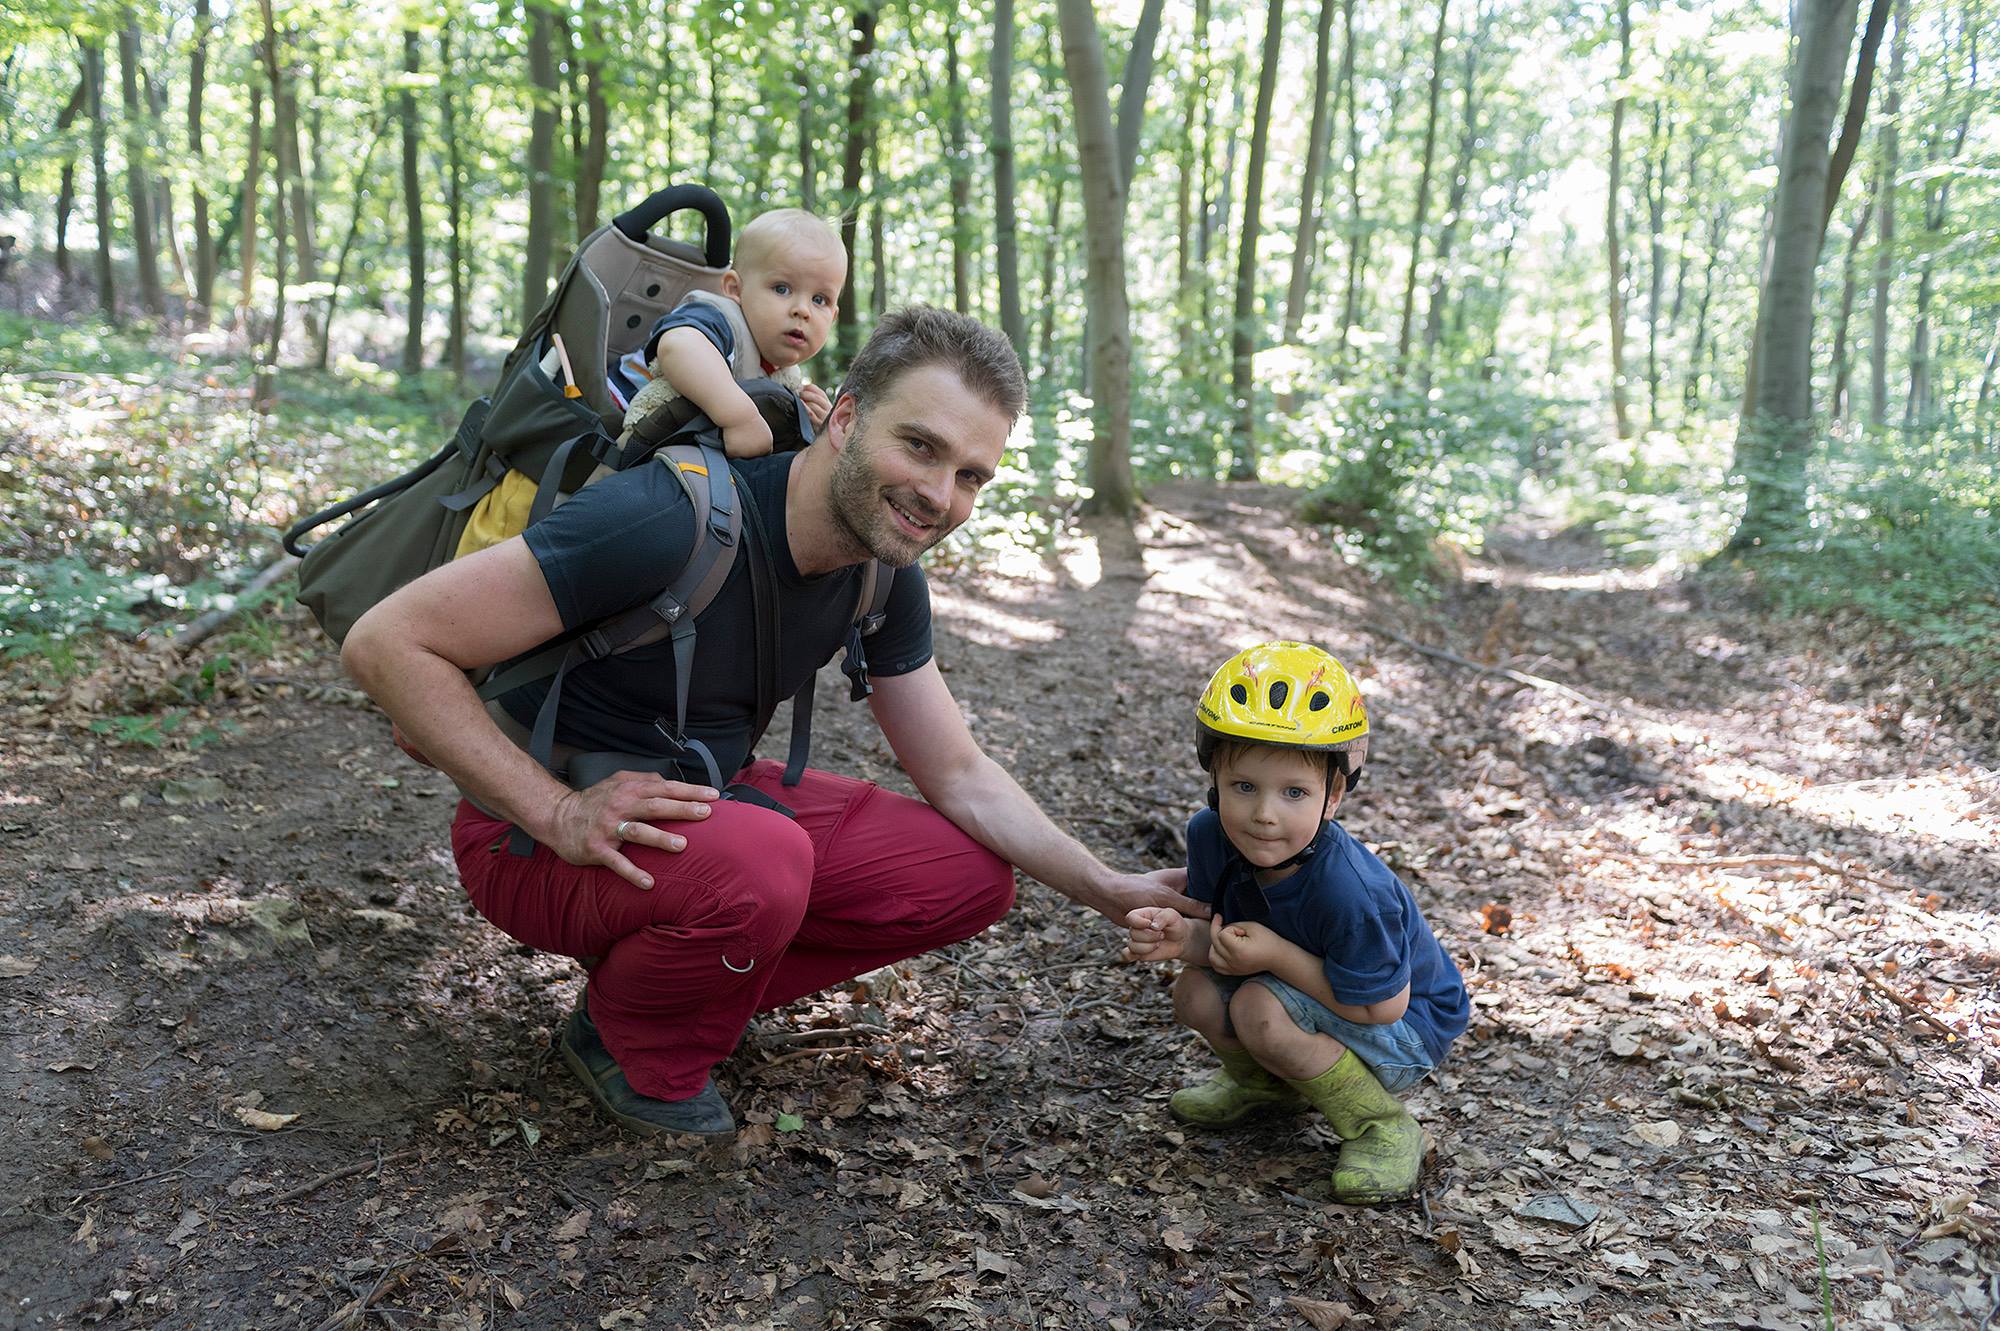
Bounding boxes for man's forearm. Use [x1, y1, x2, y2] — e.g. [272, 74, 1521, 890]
[342, 627, 569, 838]
[921, 752, 1115, 911]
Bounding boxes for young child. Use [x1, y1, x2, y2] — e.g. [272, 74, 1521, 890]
[610, 207, 846, 456]
[1126, 641, 1469, 1205]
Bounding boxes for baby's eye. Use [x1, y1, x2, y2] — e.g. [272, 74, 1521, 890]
[772, 282, 792, 296]
[812, 293, 831, 307]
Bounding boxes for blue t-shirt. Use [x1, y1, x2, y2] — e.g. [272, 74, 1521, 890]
[504, 452, 932, 779]
[1186, 808, 1469, 1063]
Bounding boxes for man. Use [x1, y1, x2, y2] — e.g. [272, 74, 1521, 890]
[343, 306, 1198, 1136]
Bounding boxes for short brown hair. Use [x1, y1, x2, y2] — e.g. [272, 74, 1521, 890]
[1206, 739, 1346, 797]
[841, 304, 1026, 425]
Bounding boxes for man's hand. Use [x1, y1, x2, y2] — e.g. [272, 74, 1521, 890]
[1208, 916, 1284, 976]
[799, 382, 832, 431]
[541, 770, 720, 891]
[1088, 866, 1208, 928]
[1123, 906, 1191, 962]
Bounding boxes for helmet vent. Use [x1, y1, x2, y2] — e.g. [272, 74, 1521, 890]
[1229, 683, 1249, 705]
[1269, 681, 1289, 708]
[1308, 691, 1330, 712]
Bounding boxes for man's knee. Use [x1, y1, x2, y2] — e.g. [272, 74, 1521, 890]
[674, 808, 816, 945]
[960, 848, 1016, 932]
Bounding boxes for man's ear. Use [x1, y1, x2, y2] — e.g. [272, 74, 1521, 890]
[825, 393, 857, 451]
[720, 268, 741, 300]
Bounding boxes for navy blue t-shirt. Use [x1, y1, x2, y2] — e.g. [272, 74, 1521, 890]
[1186, 808, 1469, 1063]
[503, 452, 931, 778]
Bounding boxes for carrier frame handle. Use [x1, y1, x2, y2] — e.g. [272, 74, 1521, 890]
[613, 185, 731, 269]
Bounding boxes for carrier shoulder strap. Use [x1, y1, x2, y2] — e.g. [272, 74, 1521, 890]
[780, 556, 896, 787]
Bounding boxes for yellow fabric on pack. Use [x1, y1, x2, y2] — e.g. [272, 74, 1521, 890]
[455, 469, 541, 560]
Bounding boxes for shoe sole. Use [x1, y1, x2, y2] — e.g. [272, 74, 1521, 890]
[1168, 1096, 1303, 1128]
[558, 1027, 736, 1139]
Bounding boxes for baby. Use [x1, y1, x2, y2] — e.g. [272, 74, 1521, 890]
[611, 208, 846, 455]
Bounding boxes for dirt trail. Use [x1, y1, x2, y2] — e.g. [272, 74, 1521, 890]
[2, 485, 1994, 1330]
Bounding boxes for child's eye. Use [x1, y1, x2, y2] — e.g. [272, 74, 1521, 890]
[1232, 781, 1255, 795]
[1285, 786, 1310, 800]
[812, 293, 831, 307]
[772, 282, 791, 296]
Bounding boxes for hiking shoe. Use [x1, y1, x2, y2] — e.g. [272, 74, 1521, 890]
[1169, 1049, 1302, 1127]
[1286, 1050, 1423, 1204]
[559, 998, 735, 1137]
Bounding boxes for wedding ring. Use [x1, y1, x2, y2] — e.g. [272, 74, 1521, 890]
[615, 820, 632, 841]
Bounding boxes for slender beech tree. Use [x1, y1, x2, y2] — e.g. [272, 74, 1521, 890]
[239, 81, 263, 333]
[989, 0, 1027, 360]
[401, 28, 425, 375]
[116, 22, 164, 316]
[578, 0, 608, 240]
[1421, 10, 1489, 390]
[188, 0, 216, 322]
[523, 0, 559, 324]
[1605, 0, 1633, 438]
[836, 8, 877, 368]
[51, 75, 84, 280]
[1729, 0, 1862, 552]
[84, 40, 116, 318]
[1829, 199, 1875, 418]
[441, 24, 469, 384]
[1283, 0, 1341, 347]
[1395, 0, 1451, 383]
[1869, 0, 1905, 428]
[1904, 17, 1977, 428]
[321, 113, 390, 370]
[944, 17, 972, 316]
[1228, 0, 1286, 480]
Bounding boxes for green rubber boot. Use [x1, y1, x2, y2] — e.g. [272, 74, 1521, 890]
[1169, 1049, 1301, 1127]
[1287, 1051, 1423, 1204]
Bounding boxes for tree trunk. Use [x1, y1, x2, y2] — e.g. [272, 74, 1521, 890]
[1057, 0, 1137, 515]
[1228, 0, 1286, 480]
[1828, 199, 1874, 419]
[1729, 0, 1862, 553]
[1335, 0, 1362, 363]
[1869, 0, 1904, 428]
[1420, 19, 1486, 390]
[868, 130, 886, 320]
[146, 69, 191, 298]
[1669, 131, 1702, 327]
[1395, 0, 1451, 382]
[578, 0, 608, 240]
[989, 0, 1026, 361]
[441, 25, 470, 384]
[1646, 102, 1671, 427]
[52, 74, 85, 281]
[1822, 0, 1891, 229]
[117, 24, 165, 316]
[188, 0, 216, 323]
[1605, 0, 1632, 438]
[321, 114, 391, 370]
[1684, 200, 1730, 412]
[836, 8, 877, 368]
[524, 0, 559, 325]
[257, 8, 292, 408]
[1282, 0, 1340, 347]
[239, 82, 263, 333]
[944, 17, 972, 316]
[84, 41, 116, 319]
[1903, 15, 1976, 430]
[399, 29, 425, 375]
[266, 31, 316, 304]
[1039, 168, 1064, 384]
[796, 7, 816, 209]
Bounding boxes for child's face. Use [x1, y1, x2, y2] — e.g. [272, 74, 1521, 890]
[725, 235, 845, 371]
[1212, 746, 1334, 872]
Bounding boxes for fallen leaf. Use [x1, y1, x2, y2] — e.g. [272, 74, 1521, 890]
[1287, 1297, 1363, 1330]
[47, 1058, 99, 1073]
[1014, 1172, 1055, 1198]
[1626, 1119, 1682, 1149]
[0, 955, 38, 978]
[598, 1309, 646, 1329]
[1161, 1227, 1196, 1254]
[502, 1283, 526, 1311]
[551, 1209, 591, 1241]
[974, 1248, 1017, 1277]
[161, 776, 229, 806]
[775, 1112, 805, 1133]
[81, 1136, 114, 1161]
[234, 1106, 299, 1131]
[1512, 1193, 1601, 1229]
[1478, 903, 1512, 936]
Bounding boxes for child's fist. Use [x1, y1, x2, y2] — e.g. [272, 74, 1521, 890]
[1123, 906, 1186, 962]
[799, 382, 832, 431]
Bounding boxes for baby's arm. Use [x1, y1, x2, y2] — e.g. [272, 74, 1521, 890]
[652, 327, 774, 457]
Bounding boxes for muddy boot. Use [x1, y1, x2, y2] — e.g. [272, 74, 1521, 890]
[1169, 1049, 1301, 1127]
[1287, 1051, 1423, 1203]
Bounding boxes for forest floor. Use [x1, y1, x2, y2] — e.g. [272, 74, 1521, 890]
[2, 478, 1997, 1331]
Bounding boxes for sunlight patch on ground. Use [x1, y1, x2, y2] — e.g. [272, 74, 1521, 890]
[929, 585, 1061, 645]
[1694, 757, 1997, 850]
[1464, 560, 1685, 593]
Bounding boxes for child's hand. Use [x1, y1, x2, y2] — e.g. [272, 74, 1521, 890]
[1207, 916, 1281, 976]
[799, 382, 832, 431]
[1123, 907, 1188, 962]
[721, 415, 775, 458]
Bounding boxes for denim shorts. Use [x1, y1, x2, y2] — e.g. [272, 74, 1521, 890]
[1205, 970, 1441, 1094]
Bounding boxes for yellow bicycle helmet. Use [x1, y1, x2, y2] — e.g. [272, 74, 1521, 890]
[1195, 641, 1369, 791]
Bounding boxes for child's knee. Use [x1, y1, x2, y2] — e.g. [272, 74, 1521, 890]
[1228, 982, 1304, 1049]
[1171, 967, 1226, 1032]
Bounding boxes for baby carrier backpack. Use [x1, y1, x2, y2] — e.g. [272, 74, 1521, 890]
[283, 184, 890, 799]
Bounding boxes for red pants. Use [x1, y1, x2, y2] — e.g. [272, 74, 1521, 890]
[451, 759, 1015, 1100]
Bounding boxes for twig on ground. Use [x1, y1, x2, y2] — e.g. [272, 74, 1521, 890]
[1852, 967, 1965, 1043]
[150, 553, 298, 654]
[266, 1148, 420, 1208]
[756, 1024, 888, 1048]
[1360, 623, 1628, 718]
[312, 1256, 423, 1331]
[753, 1044, 865, 1072]
[1602, 849, 1911, 896]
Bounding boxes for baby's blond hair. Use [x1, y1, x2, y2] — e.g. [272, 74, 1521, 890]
[734, 209, 845, 279]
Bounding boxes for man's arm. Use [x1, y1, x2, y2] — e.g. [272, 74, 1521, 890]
[341, 537, 716, 889]
[869, 661, 1202, 925]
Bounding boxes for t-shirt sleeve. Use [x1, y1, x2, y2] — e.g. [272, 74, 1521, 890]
[859, 563, 934, 678]
[521, 464, 699, 630]
[1312, 845, 1413, 1006]
[645, 298, 737, 367]
[1184, 809, 1225, 906]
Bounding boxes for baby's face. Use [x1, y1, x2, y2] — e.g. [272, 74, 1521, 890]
[727, 236, 846, 371]
[1212, 746, 1330, 873]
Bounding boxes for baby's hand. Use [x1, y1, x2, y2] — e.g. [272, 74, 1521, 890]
[1123, 906, 1187, 962]
[799, 382, 832, 431]
[721, 415, 775, 458]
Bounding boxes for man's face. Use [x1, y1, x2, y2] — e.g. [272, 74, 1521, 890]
[724, 236, 845, 371]
[826, 363, 1008, 568]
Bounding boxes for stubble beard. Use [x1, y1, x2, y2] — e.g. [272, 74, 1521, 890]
[828, 429, 942, 569]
